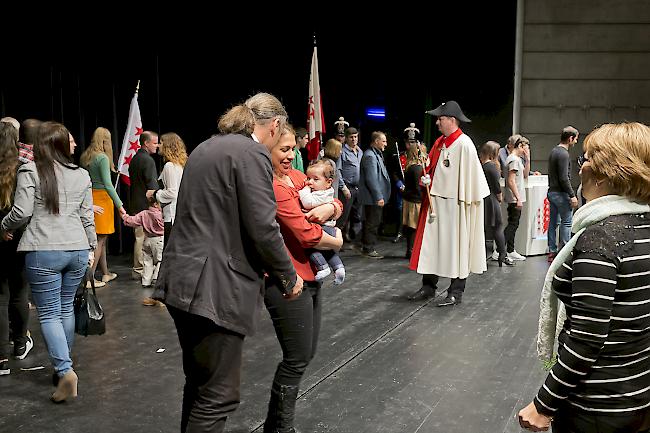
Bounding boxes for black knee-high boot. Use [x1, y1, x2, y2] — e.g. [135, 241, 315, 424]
[404, 227, 414, 259]
[485, 238, 494, 258]
[263, 381, 300, 433]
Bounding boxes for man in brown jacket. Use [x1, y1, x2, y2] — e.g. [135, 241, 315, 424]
[154, 93, 302, 433]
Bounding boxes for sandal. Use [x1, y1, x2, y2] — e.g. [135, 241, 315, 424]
[101, 273, 118, 283]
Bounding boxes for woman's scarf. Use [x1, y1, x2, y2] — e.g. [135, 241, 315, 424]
[536, 195, 650, 367]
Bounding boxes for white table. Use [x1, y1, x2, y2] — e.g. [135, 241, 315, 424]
[500, 175, 549, 256]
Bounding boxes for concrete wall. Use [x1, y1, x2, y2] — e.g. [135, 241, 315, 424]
[516, 0, 650, 180]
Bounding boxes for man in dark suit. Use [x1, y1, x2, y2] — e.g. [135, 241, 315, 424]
[128, 131, 159, 278]
[359, 131, 391, 258]
[153, 93, 302, 433]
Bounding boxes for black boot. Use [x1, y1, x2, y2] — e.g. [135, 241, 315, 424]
[263, 381, 300, 433]
[498, 253, 515, 267]
[485, 238, 495, 260]
[404, 228, 414, 259]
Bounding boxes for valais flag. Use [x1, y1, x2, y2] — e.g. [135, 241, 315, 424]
[115, 92, 143, 186]
[306, 44, 325, 161]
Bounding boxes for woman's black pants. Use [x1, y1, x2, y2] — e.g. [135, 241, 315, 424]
[264, 280, 322, 387]
[552, 406, 650, 433]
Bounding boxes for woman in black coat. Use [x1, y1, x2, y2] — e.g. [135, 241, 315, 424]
[401, 144, 426, 259]
[479, 141, 514, 267]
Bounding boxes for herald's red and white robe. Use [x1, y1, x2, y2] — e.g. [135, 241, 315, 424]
[409, 128, 490, 279]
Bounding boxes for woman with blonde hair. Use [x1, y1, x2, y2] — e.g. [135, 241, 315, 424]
[141, 132, 187, 306]
[80, 127, 126, 287]
[264, 126, 342, 432]
[519, 122, 650, 432]
[147, 132, 187, 243]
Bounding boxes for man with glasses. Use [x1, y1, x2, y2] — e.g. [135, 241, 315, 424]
[547, 126, 579, 262]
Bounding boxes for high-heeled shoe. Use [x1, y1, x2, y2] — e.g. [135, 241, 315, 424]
[498, 254, 515, 267]
[51, 370, 78, 403]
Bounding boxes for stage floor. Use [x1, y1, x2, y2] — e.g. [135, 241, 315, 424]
[2, 239, 548, 433]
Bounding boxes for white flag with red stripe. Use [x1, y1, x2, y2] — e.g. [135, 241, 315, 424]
[115, 92, 143, 186]
[306, 44, 325, 161]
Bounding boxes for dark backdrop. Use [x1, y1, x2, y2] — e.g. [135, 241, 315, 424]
[0, 6, 518, 249]
[1, 5, 517, 153]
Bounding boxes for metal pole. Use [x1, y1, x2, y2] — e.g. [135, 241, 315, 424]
[395, 141, 404, 178]
[512, 0, 525, 134]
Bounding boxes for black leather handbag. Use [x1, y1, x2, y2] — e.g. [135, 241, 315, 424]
[74, 271, 106, 336]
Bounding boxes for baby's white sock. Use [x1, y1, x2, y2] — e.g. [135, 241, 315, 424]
[334, 268, 346, 285]
[315, 267, 331, 281]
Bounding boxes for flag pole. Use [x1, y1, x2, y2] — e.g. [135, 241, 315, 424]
[313, 34, 322, 158]
[307, 34, 324, 162]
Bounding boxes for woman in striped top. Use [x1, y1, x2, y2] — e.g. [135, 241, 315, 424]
[519, 122, 650, 432]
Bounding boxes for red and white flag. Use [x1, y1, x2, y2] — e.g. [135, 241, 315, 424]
[306, 44, 325, 161]
[115, 91, 143, 186]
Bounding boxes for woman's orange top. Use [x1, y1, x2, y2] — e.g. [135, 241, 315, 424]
[273, 169, 341, 282]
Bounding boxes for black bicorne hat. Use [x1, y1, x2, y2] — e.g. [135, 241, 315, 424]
[426, 100, 471, 123]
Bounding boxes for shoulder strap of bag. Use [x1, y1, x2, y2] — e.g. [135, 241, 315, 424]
[86, 269, 97, 297]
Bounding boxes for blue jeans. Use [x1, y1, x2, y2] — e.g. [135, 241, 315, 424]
[25, 250, 89, 376]
[547, 192, 573, 253]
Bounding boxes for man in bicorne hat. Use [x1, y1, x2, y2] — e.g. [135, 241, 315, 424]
[407, 101, 489, 306]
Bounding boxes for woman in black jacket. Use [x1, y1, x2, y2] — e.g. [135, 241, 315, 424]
[401, 144, 426, 259]
[0, 122, 32, 375]
[479, 141, 513, 267]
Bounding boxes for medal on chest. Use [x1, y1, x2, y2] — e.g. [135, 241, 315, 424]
[442, 146, 450, 167]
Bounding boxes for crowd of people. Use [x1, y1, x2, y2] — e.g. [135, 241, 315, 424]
[1, 95, 650, 432]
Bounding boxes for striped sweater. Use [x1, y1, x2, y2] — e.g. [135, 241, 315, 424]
[535, 213, 650, 415]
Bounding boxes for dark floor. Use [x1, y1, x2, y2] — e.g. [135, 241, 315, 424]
[1, 239, 548, 433]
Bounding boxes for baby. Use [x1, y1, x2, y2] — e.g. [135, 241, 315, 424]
[299, 160, 345, 284]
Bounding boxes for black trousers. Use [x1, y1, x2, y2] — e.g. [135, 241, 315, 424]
[163, 221, 173, 249]
[264, 280, 322, 387]
[168, 306, 245, 433]
[552, 406, 650, 433]
[504, 203, 522, 253]
[336, 186, 362, 240]
[0, 238, 29, 359]
[421, 274, 466, 298]
[362, 205, 383, 252]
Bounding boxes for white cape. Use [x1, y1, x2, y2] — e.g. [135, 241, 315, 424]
[417, 134, 490, 278]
